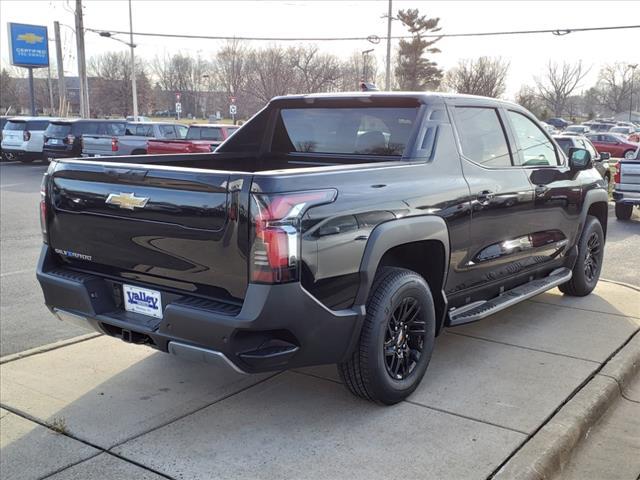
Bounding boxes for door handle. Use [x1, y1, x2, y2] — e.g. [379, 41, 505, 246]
[476, 190, 494, 205]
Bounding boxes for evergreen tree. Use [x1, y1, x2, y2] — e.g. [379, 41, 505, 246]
[394, 9, 443, 91]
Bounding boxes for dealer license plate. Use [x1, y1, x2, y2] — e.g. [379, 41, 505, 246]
[123, 284, 163, 319]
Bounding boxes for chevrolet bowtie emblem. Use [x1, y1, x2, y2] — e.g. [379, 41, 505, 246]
[105, 192, 149, 210]
[17, 33, 44, 45]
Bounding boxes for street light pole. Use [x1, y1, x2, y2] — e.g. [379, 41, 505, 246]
[628, 64, 638, 122]
[362, 49, 374, 84]
[129, 0, 138, 119]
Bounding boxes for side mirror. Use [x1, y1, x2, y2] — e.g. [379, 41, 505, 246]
[568, 147, 592, 171]
[599, 152, 611, 161]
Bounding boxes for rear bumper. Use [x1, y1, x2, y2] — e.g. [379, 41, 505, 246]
[36, 245, 364, 373]
[1, 148, 41, 160]
[43, 148, 77, 159]
[613, 189, 640, 206]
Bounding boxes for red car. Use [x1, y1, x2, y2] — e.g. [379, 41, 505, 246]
[147, 124, 239, 154]
[586, 133, 639, 159]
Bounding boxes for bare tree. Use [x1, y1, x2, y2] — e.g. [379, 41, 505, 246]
[535, 61, 590, 116]
[444, 57, 510, 98]
[515, 85, 545, 118]
[151, 53, 210, 116]
[594, 63, 637, 114]
[338, 51, 379, 91]
[89, 51, 151, 116]
[214, 39, 248, 97]
[244, 46, 297, 104]
[289, 45, 341, 93]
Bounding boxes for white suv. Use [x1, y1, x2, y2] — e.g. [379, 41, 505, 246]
[1, 117, 54, 163]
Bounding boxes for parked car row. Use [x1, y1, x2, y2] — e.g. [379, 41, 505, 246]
[1, 116, 239, 162]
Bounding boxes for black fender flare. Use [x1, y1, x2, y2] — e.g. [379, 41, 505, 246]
[352, 215, 450, 337]
[578, 188, 609, 238]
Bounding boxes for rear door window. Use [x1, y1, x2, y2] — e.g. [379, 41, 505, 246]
[272, 107, 418, 156]
[137, 124, 154, 136]
[46, 123, 72, 137]
[176, 125, 188, 139]
[77, 122, 99, 135]
[507, 111, 559, 166]
[5, 121, 26, 131]
[159, 125, 177, 139]
[27, 120, 50, 130]
[454, 107, 512, 167]
[201, 128, 223, 141]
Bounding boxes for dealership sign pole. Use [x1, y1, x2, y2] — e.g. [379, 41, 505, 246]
[7, 23, 50, 115]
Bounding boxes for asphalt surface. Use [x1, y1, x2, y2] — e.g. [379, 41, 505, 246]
[1, 160, 639, 357]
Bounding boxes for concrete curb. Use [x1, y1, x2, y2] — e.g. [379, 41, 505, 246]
[493, 331, 640, 480]
[0, 333, 102, 365]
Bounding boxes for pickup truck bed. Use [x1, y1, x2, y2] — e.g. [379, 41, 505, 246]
[37, 92, 609, 404]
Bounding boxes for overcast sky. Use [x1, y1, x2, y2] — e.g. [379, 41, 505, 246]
[1, 0, 638, 98]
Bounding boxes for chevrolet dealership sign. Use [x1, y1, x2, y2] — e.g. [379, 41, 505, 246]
[7, 22, 49, 68]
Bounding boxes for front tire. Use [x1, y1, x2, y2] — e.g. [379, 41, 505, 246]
[615, 203, 633, 220]
[624, 150, 636, 160]
[338, 268, 436, 404]
[559, 215, 604, 296]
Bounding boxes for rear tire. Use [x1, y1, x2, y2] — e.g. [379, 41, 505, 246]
[132, 149, 146, 155]
[615, 203, 633, 220]
[559, 215, 604, 296]
[338, 267, 436, 404]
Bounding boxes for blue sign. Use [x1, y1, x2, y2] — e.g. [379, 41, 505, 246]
[7, 22, 49, 68]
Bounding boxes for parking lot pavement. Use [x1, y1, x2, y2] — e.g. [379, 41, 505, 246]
[1, 281, 637, 480]
[0, 162, 87, 357]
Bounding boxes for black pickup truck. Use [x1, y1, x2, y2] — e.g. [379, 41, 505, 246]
[37, 93, 608, 404]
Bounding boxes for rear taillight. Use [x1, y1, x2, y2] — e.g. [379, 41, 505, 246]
[111, 136, 118, 151]
[250, 190, 337, 283]
[64, 134, 75, 145]
[614, 162, 621, 184]
[39, 175, 48, 244]
[23, 130, 31, 141]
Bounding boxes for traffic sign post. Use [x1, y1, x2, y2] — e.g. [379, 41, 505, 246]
[229, 104, 237, 124]
[7, 22, 50, 115]
[175, 102, 182, 120]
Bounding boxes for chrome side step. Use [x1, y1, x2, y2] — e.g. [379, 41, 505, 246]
[448, 267, 572, 326]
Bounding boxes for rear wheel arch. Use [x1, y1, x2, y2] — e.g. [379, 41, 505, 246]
[356, 216, 450, 334]
[578, 189, 609, 242]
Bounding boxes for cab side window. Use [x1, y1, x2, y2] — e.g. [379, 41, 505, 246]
[507, 111, 559, 166]
[159, 125, 177, 139]
[454, 107, 512, 167]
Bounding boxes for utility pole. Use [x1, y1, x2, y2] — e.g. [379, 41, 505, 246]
[385, 0, 392, 91]
[628, 64, 638, 122]
[47, 64, 55, 113]
[27, 68, 36, 115]
[75, 0, 90, 117]
[129, 0, 138, 119]
[54, 21, 66, 116]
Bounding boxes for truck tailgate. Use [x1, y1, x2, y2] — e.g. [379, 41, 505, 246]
[82, 135, 115, 156]
[619, 160, 640, 192]
[47, 160, 250, 301]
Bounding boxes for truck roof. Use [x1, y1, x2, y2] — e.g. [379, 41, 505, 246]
[269, 91, 523, 110]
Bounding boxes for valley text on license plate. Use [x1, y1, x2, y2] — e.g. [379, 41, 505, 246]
[123, 284, 163, 318]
